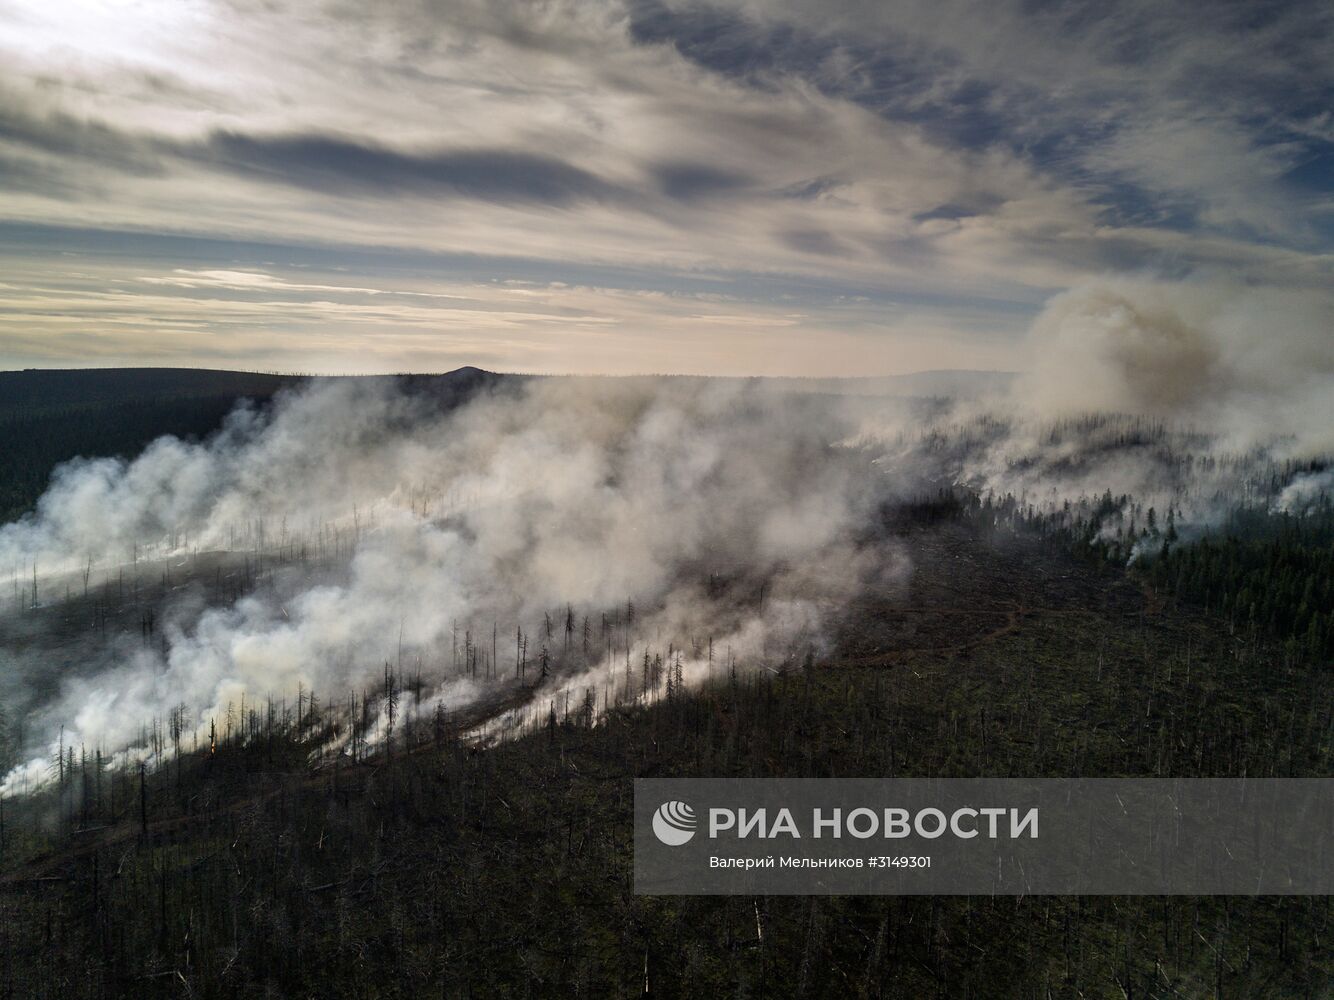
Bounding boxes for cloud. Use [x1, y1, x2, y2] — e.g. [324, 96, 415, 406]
[196, 130, 628, 205]
[0, 248, 1029, 376]
[0, 0, 1328, 373]
[630, 0, 1334, 245]
[652, 161, 753, 200]
[0, 101, 163, 174]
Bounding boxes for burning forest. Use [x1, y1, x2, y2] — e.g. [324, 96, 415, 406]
[2, 0, 1333, 991]
[0, 373, 902, 796]
[0, 348, 1329, 996]
[2, 342, 1328, 804]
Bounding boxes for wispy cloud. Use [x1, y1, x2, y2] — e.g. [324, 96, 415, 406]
[0, 0, 1328, 373]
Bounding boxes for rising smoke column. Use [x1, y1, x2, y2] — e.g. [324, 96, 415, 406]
[845, 277, 1333, 550]
[1020, 279, 1334, 456]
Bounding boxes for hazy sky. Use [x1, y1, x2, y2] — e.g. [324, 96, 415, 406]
[0, 0, 1330, 375]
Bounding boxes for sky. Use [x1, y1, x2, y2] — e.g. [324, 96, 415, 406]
[0, 0, 1330, 376]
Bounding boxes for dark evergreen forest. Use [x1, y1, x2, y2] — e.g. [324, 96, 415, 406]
[0, 370, 1329, 998]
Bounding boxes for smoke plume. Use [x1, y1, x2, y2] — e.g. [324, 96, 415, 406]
[0, 375, 897, 793]
[1020, 279, 1334, 455]
[2, 278, 1330, 793]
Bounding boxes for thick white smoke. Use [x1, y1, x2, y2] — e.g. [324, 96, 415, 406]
[844, 277, 1333, 545]
[1019, 279, 1334, 456]
[3, 278, 1329, 793]
[0, 376, 899, 793]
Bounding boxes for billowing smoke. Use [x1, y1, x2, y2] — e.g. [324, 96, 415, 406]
[1, 376, 900, 793]
[1019, 279, 1334, 455]
[844, 278, 1332, 552]
[2, 278, 1329, 794]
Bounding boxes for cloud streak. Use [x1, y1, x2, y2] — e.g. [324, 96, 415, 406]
[198, 131, 629, 205]
[0, 0, 1329, 372]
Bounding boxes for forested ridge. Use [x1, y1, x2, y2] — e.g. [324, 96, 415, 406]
[940, 485, 1334, 662]
[1142, 506, 1334, 661]
[0, 373, 1329, 997]
[0, 514, 1329, 998]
